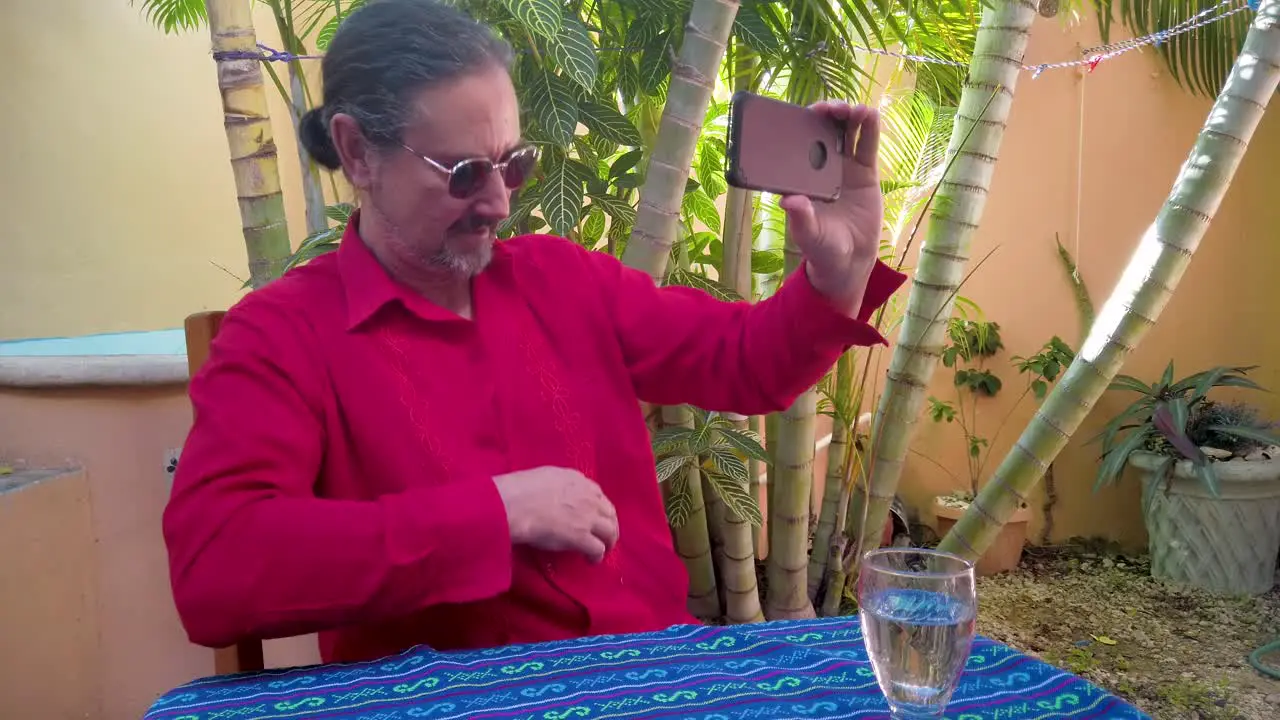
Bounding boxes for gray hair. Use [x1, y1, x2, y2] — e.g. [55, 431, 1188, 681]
[298, 0, 514, 170]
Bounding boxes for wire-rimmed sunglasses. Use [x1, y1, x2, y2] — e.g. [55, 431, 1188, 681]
[400, 143, 539, 199]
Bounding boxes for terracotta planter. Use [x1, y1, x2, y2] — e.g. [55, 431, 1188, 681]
[933, 496, 1030, 576]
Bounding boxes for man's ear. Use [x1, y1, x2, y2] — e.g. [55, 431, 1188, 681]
[330, 113, 375, 189]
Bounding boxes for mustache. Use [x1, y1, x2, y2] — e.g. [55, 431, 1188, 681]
[450, 213, 505, 233]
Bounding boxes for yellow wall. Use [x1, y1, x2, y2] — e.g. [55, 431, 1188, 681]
[0, 0, 318, 341]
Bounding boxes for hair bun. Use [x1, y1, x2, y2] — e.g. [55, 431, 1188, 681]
[298, 107, 343, 170]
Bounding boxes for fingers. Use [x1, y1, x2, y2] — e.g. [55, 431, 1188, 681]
[591, 514, 620, 551]
[807, 101, 879, 169]
[779, 194, 821, 253]
[853, 107, 880, 168]
[578, 534, 608, 564]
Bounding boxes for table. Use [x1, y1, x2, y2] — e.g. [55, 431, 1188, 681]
[144, 617, 1150, 719]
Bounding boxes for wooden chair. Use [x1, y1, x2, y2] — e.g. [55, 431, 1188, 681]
[184, 311, 267, 675]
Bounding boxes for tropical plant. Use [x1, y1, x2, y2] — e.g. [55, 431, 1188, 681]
[653, 408, 769, 620]
[1093, 364, 1280, 503]
[927, 330, 1075, 500]
[938, 0, 1280, 562]
[926, 318, 1005, 495]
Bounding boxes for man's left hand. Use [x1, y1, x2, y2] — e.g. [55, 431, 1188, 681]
[779, 102, 883, 317]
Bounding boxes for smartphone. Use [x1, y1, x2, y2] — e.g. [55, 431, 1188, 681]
[724, 91, 845, 201]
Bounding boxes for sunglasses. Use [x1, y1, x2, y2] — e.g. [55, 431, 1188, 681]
[401, 143, 539, 199]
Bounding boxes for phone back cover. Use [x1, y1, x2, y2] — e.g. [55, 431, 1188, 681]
[729, 94, 844, 201]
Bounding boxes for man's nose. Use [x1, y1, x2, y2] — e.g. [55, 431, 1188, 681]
[472, 168, 511, 221]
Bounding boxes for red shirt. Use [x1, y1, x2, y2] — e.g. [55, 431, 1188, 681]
[163, 218, 905, 664]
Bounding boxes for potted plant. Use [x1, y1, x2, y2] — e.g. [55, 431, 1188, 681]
[1095, 363, 1280, 595]
[926, 319, 1075, 575]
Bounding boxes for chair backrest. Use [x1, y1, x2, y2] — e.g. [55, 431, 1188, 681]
[184, 311, 267, 676]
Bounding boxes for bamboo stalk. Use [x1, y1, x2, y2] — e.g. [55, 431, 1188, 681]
[764, 232, 818, 620]
[807, 418, 847, 602]
[939, 0, 1280, 560]
[206, 0, 293, 287]
[856, 0, 1039, 557]
[621, 0, 741, 280]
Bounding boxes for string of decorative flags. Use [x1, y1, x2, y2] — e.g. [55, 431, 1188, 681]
[215, 0, 1258, 79]
[850, 0, 1253, 77]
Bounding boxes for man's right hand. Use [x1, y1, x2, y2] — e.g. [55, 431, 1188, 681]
[493, 467, 619, 563]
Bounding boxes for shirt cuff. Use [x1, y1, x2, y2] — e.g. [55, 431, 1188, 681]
[382, 477, 514, 606]
[784, 259, 908, 348]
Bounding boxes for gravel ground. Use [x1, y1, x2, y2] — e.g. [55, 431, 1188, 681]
[973, 540, 1280, 719]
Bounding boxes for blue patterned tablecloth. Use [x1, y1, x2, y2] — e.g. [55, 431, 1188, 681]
[144, 617, 1149, 719]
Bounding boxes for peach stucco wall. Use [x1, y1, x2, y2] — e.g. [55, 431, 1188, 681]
[0, 387, 319, 720]
[897, 16, 1280, 550]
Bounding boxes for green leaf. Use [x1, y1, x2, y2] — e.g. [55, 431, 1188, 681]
[498, 183, 544, 237]
[1205, 424, 1280, 448]
[581, 206, 606, 248]
[526, 69, 579, 146]
[663, 471, 692, 528]
[1031, 379, 1047, 400]
[667, 269, 742, 302]
[135, 0, 207, 34]
[539, 154, 585, 236]
[284, 226, 342, 271]
[718, 428, 769, 463]
[652, 426, 694, 457]
[639, 32, 674, 94]
[501, 0, 562, 39]
[548, 14, 598, 91]
[732, 4, 781, 55]
[609, 149, 643, 178]
[750, 249, 785, 275]
[325, 202, 355, 224]
[588, 192, 637, 226]
[1109, 374, 1152, 394]
[565, 158, 605, 195]
[607, 218, 631, 257]
[1195, 462, 1221, 498]
[578, 99, 643, 146]
[696, 146, 727, 199]
[682, 189, 721, 234]
[656, 455, 693, 484]
[702, 467, 763, 527]
[1095, 428, 1151, 491]
[707, 447, 749, 483]
[1140, 455, 1174, 518]
[316, 14, 342, 50]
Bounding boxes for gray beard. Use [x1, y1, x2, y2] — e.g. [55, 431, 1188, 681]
[427, 236, 493, 277]
[367, 190, 493, 279]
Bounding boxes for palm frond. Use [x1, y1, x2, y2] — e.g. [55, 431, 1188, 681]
[1095, 0, 1254, 98]
[134, 0, 207, 33]
[880, 90, 957, 245]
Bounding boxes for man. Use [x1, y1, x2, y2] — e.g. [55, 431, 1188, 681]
[163, 0, 905, 664]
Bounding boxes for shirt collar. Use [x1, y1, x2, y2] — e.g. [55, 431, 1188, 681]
[337, 209, 512, 330]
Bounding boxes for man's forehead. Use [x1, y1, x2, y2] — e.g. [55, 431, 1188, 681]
[403, 70, 521, 157]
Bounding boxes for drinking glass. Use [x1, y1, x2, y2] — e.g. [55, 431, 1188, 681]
[858, 547, 977, 719]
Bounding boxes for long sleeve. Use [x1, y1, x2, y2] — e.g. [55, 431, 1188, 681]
[162, 301, 514, 649]
[589, 252, 907, 415]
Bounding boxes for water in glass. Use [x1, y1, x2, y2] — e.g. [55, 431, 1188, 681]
[858, 548, 976, 719]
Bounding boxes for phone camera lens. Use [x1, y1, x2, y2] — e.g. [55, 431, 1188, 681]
[809, 141, 828, 170]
